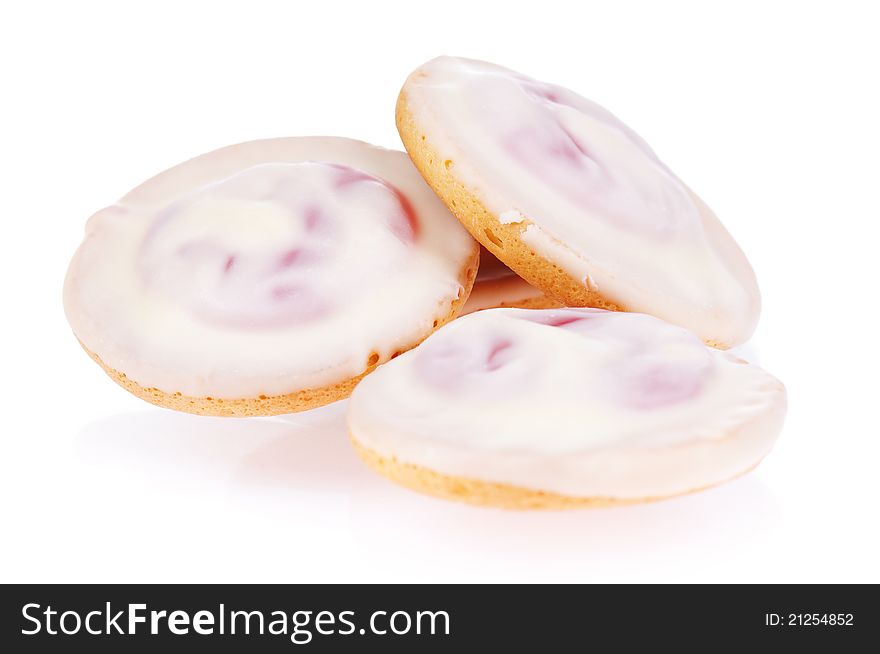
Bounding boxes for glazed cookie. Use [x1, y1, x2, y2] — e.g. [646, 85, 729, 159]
[461, 246, 561, 315]
[348, 308, 786, 509]
[64, 137, 479, 416]
[397, 56, 760, 348]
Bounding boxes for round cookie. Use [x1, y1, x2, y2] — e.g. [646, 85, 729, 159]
[461, 246, 562, 315]
[64, 137, 479, 416]
[397, 56, 761, 348]
[348, 308, 786, 509]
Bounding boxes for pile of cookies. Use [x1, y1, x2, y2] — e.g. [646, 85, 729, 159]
[64, 56, 786, 509]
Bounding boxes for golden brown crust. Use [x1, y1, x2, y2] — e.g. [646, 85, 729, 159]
[81, 245, 480, 417]
[351, 437, 758, 510]
[396, 89, 624, 313]
[352, 438, 637, 509]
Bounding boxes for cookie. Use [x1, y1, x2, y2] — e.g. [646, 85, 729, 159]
[64, 137, 479, 416]
[397, 56, 760, 348]
[461, 246, 561, 315]
[348, 308, 786, 509]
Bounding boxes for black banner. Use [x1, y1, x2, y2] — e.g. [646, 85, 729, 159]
[1, 584, 875, 651]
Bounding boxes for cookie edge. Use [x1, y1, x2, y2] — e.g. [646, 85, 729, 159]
[351, 436, 760, 510]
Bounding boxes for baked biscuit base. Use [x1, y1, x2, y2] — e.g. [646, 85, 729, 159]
[81, 245, 480, 417]
[396, 90, 625, 315]
[351, 437, 756, 510]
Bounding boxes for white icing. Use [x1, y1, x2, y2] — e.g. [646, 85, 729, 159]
[498, 209, 526, 225]
[64, 137, 476, 399]
[402, 57, 761, 346]
[348, 308, 786, 499]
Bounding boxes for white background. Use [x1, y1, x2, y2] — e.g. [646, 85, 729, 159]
[2, 0, 878, 583]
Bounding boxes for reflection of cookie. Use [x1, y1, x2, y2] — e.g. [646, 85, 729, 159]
[65, 137, 479, 416]
[461, 246, 562, 315]
[348, 308, 786, 509]
[397, 56, 760, 348]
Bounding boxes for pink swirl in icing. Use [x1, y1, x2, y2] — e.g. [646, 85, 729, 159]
[414, 309, 714, 410]
[519, 308, 600, 329]
[615, 355, 710, 410]
[326, 163, 418, 242]
[495, 75, 699, 236]
[526, 309, 714, 409]
[413, 332, 535, 396]
[137, 162, 419, 330]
